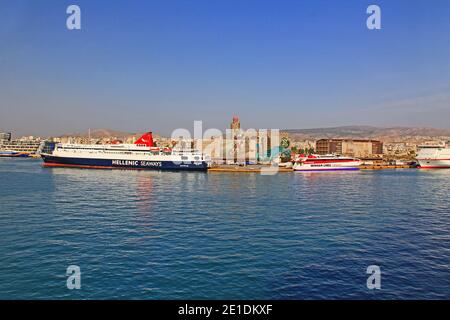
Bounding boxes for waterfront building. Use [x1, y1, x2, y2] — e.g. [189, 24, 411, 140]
[0, 132, 12, 142]
[229, 116, 242, 163]
[289, 140, 316, 154]
[230, 116, 241, 132]
[316, 139, 383, 158]
[384, 142, 417, 159]
[201, 117, 277, 165]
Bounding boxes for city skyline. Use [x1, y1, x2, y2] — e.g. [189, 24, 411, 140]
[1, 0, 450, 137]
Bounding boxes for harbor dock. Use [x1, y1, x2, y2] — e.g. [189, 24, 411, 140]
[208, 165, 294, 173]
[360, 164, 415, 170]
[208, 164, 416, 172]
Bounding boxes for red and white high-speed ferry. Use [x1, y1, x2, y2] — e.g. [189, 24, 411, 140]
[293, 154, 361, 172]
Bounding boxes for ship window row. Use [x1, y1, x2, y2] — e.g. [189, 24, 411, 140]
[59, 147, 168, 153]
[60, 149, 168, 156]
[1, 143, 41, 146]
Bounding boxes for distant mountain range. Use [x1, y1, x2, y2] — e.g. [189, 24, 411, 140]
[58, 126, 450, 142]
[60, 129, 132, 138]
[282, 126, 450, 142]
[59, 128, 162, 140]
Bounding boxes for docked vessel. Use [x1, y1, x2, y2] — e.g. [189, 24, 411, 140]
[0, 137, 42, 157]
[41, 132, 210, 171]
[416, 142, 450, 169]
[293, 154, 361, 171]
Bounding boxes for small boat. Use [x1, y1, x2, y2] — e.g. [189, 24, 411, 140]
[293, 154, 361, 172]
[0, 151, 30, 158]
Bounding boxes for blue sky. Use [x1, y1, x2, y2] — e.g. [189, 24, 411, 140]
[1, 0, 450, 136]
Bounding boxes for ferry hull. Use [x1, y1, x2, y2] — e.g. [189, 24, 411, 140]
[42, 155, 208, 171]
[417, 159, 450, 169]
[416, 146, 450, 169]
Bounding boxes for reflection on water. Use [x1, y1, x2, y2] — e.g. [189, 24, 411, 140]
[135, 173, 154, 215]
[0, 159, 450, 299]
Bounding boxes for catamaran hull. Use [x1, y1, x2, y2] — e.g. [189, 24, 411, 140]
[293, 166, 360, 172]
[42, 155, 208, 171]
[293, 160, 362, 172]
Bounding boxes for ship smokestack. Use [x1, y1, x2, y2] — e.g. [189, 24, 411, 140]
[134, 132, 154, 147]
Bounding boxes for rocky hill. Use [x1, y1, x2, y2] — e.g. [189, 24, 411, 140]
[57, 126, 450, 143]
[59, 128, 162, 140]
[283, 126, 450, 142]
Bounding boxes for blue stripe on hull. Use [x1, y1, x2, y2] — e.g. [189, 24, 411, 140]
[42, 155, 208, 171]
[0, 153, 30, 158]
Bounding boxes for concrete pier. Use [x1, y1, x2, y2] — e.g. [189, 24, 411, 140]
[208, 165, 293, 173]
[360, 165, 415, 170]
[208, 164, 416, 172]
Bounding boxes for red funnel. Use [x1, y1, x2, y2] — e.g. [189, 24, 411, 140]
[134, 132, 154, 147]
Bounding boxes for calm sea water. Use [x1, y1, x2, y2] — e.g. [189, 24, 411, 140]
[1, 158, 449, 299]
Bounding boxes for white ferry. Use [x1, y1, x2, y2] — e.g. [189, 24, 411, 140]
[0, 138, 42, 157]
[293, 154, 362, 172]
[41, 132, 210, 171]
[416, 142, 450, 169]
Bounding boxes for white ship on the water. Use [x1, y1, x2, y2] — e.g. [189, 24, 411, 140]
[416, 142, 450, 169]
[0, 136, 42, 157]
[293, 154, 361, 172]
[40, 132, 210, 171]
